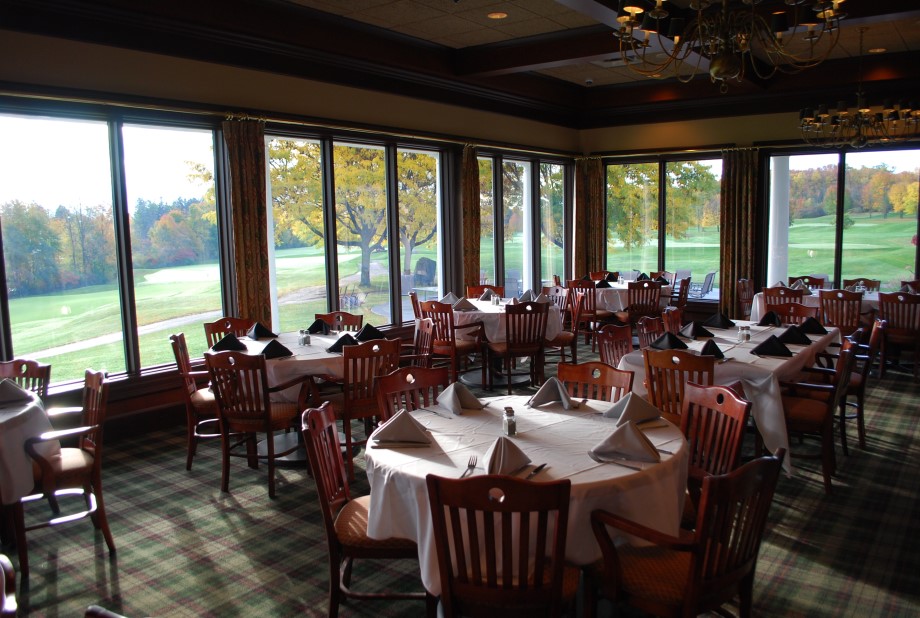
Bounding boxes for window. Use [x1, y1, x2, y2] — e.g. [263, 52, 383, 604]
[664, 159, 722, 291]
[397, 147, 441, 316]
[478, 157, 495, 286]
[605, 162, 659, 275]
[539, 163, 565, 288]
[502, 160, 532, 297]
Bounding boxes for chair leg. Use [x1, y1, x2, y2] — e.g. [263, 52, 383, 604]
[738, 572, 755, 618]
[90, 474, 116, 552]
[220, 428, 231, 493]
[821, 423, 835, 495]
[343, 420, 355, 484]
[506, 356, 512, 396]
[266, 431, 277, 499]
[856, 392, 866, 449]
[12, 501, 28, 581]
[186, 408, 197, 471]
[838, 401, 849, 457]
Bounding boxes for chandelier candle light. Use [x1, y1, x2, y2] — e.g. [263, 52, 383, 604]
[615, 0, 845, 92]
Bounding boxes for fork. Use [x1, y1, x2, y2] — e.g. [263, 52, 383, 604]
[460, 455, 477, 478]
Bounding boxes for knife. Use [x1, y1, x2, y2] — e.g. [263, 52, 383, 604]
[524, 463, 547, 480]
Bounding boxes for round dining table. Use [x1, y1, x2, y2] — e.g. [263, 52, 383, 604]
[0, 390, 58, 506]
[364, 394, 689, 596]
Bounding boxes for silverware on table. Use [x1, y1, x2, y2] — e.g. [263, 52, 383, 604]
[525, 463, 547, 480]
[460, 454, 477, 478]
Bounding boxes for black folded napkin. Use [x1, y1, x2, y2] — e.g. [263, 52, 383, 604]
[307, 319, 330, 335]
[326, 333, 358, 353]
[650, 331, 689, 350]
[679, 321, 714, 340]
[211, 333, 247, 352]
[703, 312, 736, 329]
[800, 316, 828, 335]
[261, 339, 293, 359]
[581, 274, 591, 281]
[595, 280, 611, 288]
[637, 273, 650, 281]
[758, 311, 782, 327]
[699, 339, 724, 360]
[751, 335, 793, 358]
[355, 323, 385, 342]
[777, 325, 812, 345]
[605, 272, 618, 282]
[247, 322, 277, 339]
[655, 276, 670, 284]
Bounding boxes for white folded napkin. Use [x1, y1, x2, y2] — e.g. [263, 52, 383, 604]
[369, 409, 430, 445]
[479, 288, 497, 301]
[0, 378, 33, 404]
[534, 293, 550, 303]
[602, 392, 661, 426]
[508, 297, 519, 305]
[452, 297, 477, 312]
[436, 382, 484, 416]
[590, 422, 661, 463]
[519, 289, 534, 302]
[484, 436, 531, 475]
[526, 377, 579, 409]
[440, 292, 460, 305]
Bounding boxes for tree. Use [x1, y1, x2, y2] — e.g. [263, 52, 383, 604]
[606, 163, 658, 250]
[890, 179, 918, 217]
[397, 151, 438, 275]
[540, 163, 565, 249]
[667, 161, 720, 236]
[1, 200, 61, 296]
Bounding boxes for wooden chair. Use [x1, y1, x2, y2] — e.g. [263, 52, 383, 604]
[900, 279, 920, 293]
[322, 338, 401, 482]
[613, 280, 663, 329]
[204, 350, 314, 498]
[636, 315, 664, 350]
[842, 277, 881, 292]
[589, 270, 612, 281]
[12, 370, 115, 581]
[301, 402, 425, 618]
[680, 382, 752, 525]
[669, 276, 690, 309]
[486, 301, 549, 394]
[170, 333, 221, 471]
[588, 450, 785, 618]
[315, 311, 363, 332]
[203, 316, 256, 348]
[762, 285, 804, 306]
[376, 365, 450, 424]
[596, 323, 633, 367]
[466, 284, 504, 298]
[819, 289, 864, 337]
[650, 270, 674, 284]
[877, 292, 920, 380]
[789, 275, 827, 290]
[737, 278, 755, 320]
[0, 358, 51, 399]
[420, 300, 486, 386]
[839, 319, 885, 453]
[557, 361, 633, 403]
[400, 317, 435, 368]
[642, 348, 714, 425]
[1, 552, 16, 617]
[661, 306, 684, 334]
[544, 290, 581, 365]
[425, 474, 576, 618]
[765, 301, 819, 325]
[542, 285, 571, 329]
[408, 290, 421, 319]
[552, 274, 562, 287]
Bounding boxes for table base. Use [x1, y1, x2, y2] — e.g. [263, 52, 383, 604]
[256, 430, 355, 468]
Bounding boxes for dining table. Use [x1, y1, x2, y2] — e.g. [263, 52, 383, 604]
[363, 394, 689, 596]
[617, 320, 840, 472]
[595, 282, 673, 312]
[750, 290, 879, 322]
[453, 299, 562, 342]
[0, 390, 58, 506]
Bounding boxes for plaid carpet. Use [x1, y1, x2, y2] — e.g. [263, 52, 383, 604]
[7, 342, 920, 617]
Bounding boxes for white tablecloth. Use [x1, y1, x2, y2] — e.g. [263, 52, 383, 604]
[751, 291, 879, 322]
[617, 321, 839, 473]
[596, 283, 672, 312]
[241, 331, 346, 402]
[454, 300, 562, 342]
[0, 392, 59, 505]
[364, 395, 689, 595]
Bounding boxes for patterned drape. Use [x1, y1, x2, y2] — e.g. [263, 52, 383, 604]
[461, 144, 481, 289]
[574, 157, 605, 279]
[221, 119, 272, 324]
[719, 148, 759, 317]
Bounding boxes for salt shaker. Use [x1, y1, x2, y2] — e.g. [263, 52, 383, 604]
[737, 325, 751, 343]
[298, 329, 310, 346]
[502, 407, 517, 437]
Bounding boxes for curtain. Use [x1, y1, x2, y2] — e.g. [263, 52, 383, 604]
[222, 119, 272, 324]
[461, 144, 481, 290]
[720, 148, 759, 317]
[574, 157, 605, 279]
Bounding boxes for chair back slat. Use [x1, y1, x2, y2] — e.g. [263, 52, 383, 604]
[842, 277, 881, 291]
[877, 292, 920, 333]
[662, 307, 683, 334]
[762, 286, 804, 306]
[636, 316, 664, 349]
[819, 289, 863, 336]
[643, 348, 714, 424]
[681, 383, 751, 478]
[420, 300, 458, 345]
[505, 301, 549, 352]
[596, 323, 633, 367]
[205, 351, 272, 431]
[0, 358, 51, 399]
[557, 361, 633, 403]
[203, 316, 256, 348]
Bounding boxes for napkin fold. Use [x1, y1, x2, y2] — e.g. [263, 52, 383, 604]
[773, 280, 787, 287]
[326, 333, 358, 353]
[751, 335, 793, 358]
[703, 312, 736, 329]
[478, 288, 498, 301]
[790, 279, 806, 290]
[637, 273, 650, 281]
[440, 292, 460, 305]
[211, 333, 247, 352]
[519, 289, 534, 302]
[800, 316, 829, 335]
[508, 297, 519, 305]
[526, 377, 579, 409]
[595, 280, 611, 288]
[602, 392, 661, 426]
[0, 378, 33, 404]
[900, 284, 912, 293]
[650, 332, 689, 350]
[247, 322, 277, 339]
[581, 274, 591, 281]
[484, 436, 531, 475]
[605, 272, 618, 282]
[699, 339, 725, 360]
[261, 339, 293, 359]
[436, 382, 484, 416]
[534, 293, 550, 304]
[453, 297, 478, 311]
[590, 422, 660, 464]
[370, 409, 431, 445]
[307, 319, 330, 335]
[757, 311, 783, 327]
[679, 322, 714, 340]
[355, 323, 385, 342]
[777, 325, 812, 345]
[655, 275, 670, 284]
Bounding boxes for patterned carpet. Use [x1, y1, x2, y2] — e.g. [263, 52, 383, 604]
[7, 342, 920, 617]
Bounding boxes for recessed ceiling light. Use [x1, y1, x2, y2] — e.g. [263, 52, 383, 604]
[487, 12, 508, 20]
[867, 47, 886, 54]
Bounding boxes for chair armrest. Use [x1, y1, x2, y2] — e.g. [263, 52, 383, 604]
[453, 320, 484, 332]
[44, 406, 83, 418]
[591, 509, 695, 553]
[779, 381, 834, 398]
[186, 370, 210, 379]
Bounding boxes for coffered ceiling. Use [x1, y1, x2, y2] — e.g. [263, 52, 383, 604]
[2, 0, 919, 129]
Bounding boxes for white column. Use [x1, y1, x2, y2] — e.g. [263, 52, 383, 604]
[768, 156, 790, 285]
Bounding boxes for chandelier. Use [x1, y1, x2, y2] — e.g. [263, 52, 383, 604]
[800, 28, 920, 148]
[614, 0, 845, 93]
